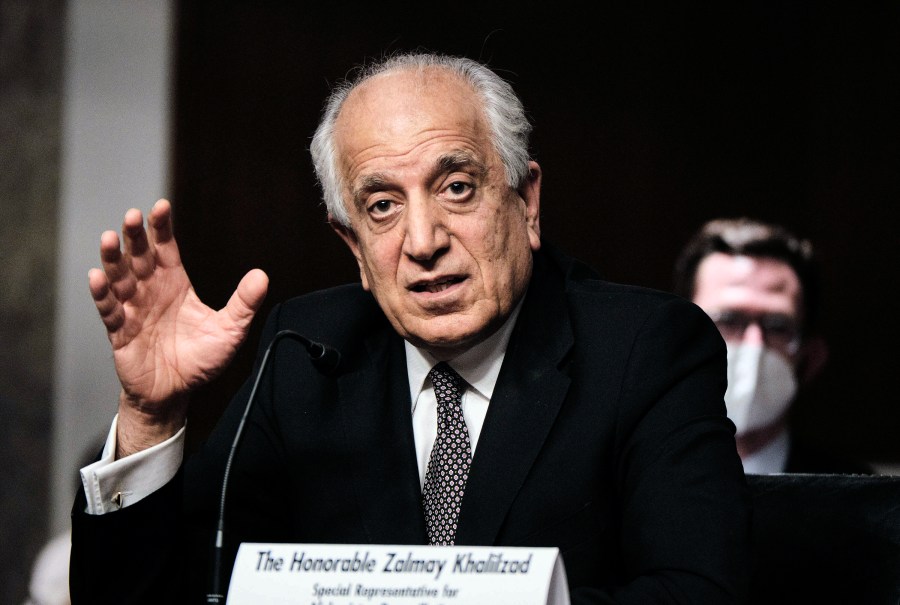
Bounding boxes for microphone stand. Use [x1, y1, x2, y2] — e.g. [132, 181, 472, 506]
[205, 330, 340, 603]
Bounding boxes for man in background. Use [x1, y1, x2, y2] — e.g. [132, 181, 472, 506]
[673, 217, 871, 474]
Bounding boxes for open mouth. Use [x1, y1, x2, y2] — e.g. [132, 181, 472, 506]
[411, 276, 464, 293]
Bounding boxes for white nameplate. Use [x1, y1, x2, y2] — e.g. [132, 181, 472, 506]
[226, 543, 570, 605]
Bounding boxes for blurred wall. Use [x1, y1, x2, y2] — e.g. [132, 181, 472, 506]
[1, 2, 64, 602]
[4, 3, 173, 601]
[51, 0, 173, 534]
[3, 1, 173, 602]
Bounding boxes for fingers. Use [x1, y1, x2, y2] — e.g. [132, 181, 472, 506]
[222, 269, 269, 331]
[99, 229, 138, 301]
[146, 199, 182, 268]
[88, 267, 125, 332]
[98, 199, 180, 298]
[122, 207, 155, 279]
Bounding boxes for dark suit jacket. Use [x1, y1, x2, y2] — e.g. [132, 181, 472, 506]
[71, 244, 752, 604]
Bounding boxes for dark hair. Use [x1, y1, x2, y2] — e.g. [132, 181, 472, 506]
[673, 217, 822, 333]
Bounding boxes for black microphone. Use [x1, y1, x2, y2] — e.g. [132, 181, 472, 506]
[205, 330, 341, 603]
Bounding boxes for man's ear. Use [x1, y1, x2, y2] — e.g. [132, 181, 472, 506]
[329, 214, 370, 291]
[519, 160, 542, 251]
[796, 335, 829, 385]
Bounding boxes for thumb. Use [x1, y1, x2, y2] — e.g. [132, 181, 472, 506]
[223, 268, 269, 330]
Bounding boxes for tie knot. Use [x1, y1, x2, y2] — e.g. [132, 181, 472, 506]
[429, 362, 463, 405]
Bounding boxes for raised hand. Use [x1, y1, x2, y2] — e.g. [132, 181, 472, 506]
[89, 199, 269, 456]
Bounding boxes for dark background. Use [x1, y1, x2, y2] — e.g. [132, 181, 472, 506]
[171, 3, 900, 465]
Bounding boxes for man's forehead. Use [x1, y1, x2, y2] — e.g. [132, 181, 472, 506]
[349, 149, 488, 198]
[341, 67, 465, 116]
[695, 253, 803, 312]
[335, 69, 493, 188]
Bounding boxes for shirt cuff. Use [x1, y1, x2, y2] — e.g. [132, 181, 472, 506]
[80, 414, 185, 514]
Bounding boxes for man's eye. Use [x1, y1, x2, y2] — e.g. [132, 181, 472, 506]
[447, 181, 471, 196]
[369, 199, 394, 214]
[762, 319, 797, 337]
[718, 316, 744, 329]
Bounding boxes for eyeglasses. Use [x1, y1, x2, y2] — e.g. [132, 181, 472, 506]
[707, 310, 801, 354]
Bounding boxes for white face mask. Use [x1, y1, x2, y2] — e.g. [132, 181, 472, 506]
[724, 342, 797, 435]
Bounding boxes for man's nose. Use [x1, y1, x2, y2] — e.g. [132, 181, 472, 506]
[402, 197, 450, 261]
[741, 321, 766, 345]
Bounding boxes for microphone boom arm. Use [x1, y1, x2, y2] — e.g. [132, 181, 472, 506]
[205, 329, 340, 603]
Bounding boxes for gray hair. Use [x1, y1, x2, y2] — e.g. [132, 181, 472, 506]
[309, 52, 533, 227]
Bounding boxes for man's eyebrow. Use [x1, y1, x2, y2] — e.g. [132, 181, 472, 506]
[436, 151, 488, 177]
[351, 173, 390, 208]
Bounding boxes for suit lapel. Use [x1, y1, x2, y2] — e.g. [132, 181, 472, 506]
[336, 327, 428, 544]
[455, 251, 574, 544]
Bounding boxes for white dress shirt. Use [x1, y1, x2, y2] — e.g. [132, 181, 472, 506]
[741, 428, 790, 475]
[406, 301, 521, 488]
[80, 414, 186, 514]
[80, 302, 522, 513]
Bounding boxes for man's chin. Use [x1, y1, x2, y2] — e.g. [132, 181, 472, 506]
[388, 303, 509, 356]
[401, 325, 481, 357]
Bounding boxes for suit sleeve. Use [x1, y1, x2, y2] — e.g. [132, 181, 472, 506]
[596, 297, 751, 604]
[70, 467, 188, 604]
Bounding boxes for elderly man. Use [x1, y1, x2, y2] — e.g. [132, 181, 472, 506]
[71, 53, 750, 604]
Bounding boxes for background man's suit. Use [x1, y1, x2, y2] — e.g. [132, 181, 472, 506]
[71, 244, 752, 604]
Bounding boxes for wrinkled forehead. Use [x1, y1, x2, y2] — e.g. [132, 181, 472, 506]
[333, 67, 494, 183]
[335, 67, 485, 141]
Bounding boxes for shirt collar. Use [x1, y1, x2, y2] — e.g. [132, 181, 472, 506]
[406, 299, 524, 409]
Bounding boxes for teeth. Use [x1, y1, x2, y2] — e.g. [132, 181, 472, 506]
[416, 277, 458, 293]
[425, 281, 452, 293]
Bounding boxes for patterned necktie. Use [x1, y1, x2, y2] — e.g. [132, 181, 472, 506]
[422, 362, 472, 545]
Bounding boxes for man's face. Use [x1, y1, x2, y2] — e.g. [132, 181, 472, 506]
[331, 68, 542, 359]
[693, 252, 803, 360]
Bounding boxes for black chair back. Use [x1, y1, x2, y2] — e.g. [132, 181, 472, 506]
[747, 473, 900, 604]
